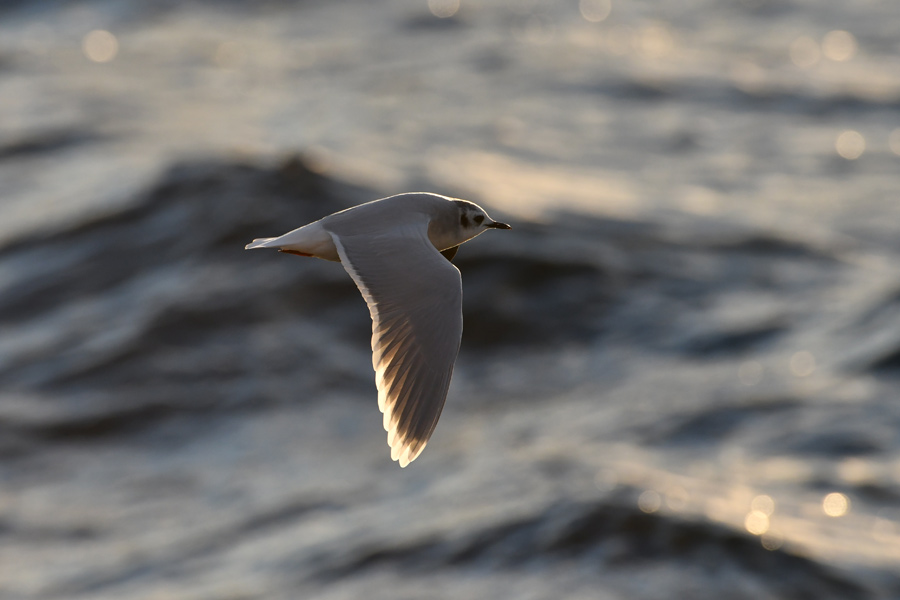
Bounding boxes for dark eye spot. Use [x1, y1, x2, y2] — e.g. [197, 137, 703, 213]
[474, 214, 484, 225]
[460, 214, 469, 227]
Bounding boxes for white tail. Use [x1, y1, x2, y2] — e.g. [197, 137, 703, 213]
[245, 237, 276, 250]
[244, 222, 338, 261]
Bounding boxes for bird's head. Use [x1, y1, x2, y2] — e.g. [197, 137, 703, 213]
[453, 200, 511, 240]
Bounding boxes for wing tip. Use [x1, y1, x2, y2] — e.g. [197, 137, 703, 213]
[388, 434, 426, 467]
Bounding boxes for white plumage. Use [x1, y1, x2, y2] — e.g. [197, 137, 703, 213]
[246, 193, 510, 467]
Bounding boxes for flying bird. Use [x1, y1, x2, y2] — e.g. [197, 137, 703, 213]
[246, 193, 511, 467]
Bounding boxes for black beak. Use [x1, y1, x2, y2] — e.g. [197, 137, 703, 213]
[487, 221, 512, 230]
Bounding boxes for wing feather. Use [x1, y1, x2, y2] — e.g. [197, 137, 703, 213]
[327, 223, 463, 467]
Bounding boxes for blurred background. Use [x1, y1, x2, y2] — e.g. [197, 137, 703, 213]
[1, 0, 900, 598]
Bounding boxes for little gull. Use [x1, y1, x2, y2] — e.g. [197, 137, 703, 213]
[246, 192, 511, 467]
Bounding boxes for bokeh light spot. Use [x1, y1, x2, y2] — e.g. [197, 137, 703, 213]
[761, 530, 784, 551]
[665, 485, 690, 512]
[888, 128, 900, 156]
[789, 36, 819, 68]
[835, 130, 865, 160]
[822, 492, 849, 517]
[744, 510, 770, 535]
[789, 351, 816, 377]
[429, 0, 460, 18]
[82, 30, 118, 63]
[638, 490, 661, 513]
[580, 0, 611, 23]
[751, 494, 775, 516]
[822, 30, 857, 62]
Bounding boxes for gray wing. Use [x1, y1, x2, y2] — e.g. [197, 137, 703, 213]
[326, 225, 462, 467]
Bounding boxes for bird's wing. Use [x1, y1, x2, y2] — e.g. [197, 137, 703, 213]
[326, 224, 463, 467]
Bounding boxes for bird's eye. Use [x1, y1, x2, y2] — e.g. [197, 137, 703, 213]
[460, 214, 469, 227]
[474, 214, 484, 225]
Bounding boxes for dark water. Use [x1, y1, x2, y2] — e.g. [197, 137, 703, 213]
[2, 1, 900, 599]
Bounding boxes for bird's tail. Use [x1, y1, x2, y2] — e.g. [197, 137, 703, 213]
[245, 237, 277, 250]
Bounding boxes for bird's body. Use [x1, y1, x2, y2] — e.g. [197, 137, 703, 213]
[246, 192, 510, 467]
